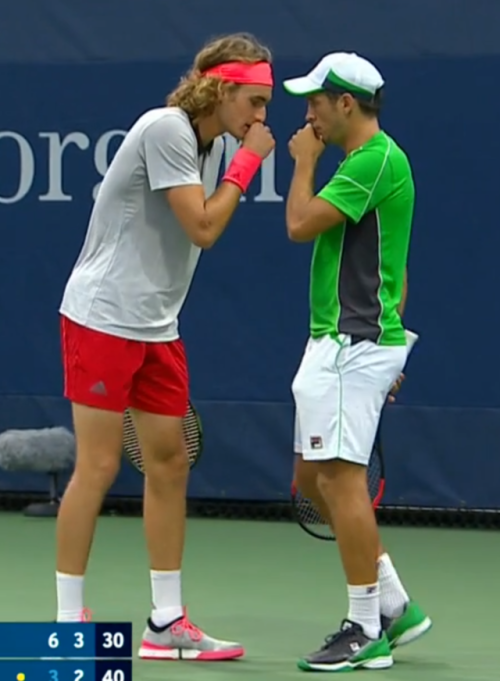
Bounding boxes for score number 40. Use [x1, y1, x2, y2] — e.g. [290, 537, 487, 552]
[48, 631, 126, 649]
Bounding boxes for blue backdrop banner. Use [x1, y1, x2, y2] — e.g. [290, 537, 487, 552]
[0, 1, 499, 508]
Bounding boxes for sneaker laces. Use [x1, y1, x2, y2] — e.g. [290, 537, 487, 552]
[170, 607, 203, 642]
[321, 619, 358, 649]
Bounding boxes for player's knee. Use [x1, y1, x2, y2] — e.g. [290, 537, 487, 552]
[73, 451, 121, 491]
[131, 410, 189, 476]
[146, 447, 189, 492]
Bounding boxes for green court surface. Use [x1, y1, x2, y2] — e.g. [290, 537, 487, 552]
[1, 512, 498, 680]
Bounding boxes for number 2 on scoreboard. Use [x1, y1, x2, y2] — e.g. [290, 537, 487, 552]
[49, 670, 83, 681]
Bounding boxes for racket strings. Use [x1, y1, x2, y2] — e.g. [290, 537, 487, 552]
[123, 411, 143, 470]
[183, 412, 202, 465]
[367, 447, 382, 500]
[294, 490, 329, 529]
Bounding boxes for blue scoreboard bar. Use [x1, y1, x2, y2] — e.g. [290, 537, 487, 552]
[0, 623, 132, 659]
[0, 659, 132, 680]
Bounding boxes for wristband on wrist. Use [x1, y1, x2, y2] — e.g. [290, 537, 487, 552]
[222, 147, 263, 193]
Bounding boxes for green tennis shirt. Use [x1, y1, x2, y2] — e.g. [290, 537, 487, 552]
[310, 130, 415, 345]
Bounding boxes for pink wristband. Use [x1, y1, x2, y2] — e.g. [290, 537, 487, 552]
[222, 147, 263, 193]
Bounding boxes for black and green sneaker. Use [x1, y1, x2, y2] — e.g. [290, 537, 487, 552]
[382, 600, 432, 649]
[297, 620, 393, 672]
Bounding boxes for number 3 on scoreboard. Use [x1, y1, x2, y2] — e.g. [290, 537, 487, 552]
[74, 632, 84, 648]
[50, 671, 84, 681]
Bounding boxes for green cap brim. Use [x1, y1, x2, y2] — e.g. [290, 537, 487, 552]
[283, 76, 323, 96]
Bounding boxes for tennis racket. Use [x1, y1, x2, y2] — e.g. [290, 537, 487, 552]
[122, 400, 203, 473]
[291, 421, 385, 541]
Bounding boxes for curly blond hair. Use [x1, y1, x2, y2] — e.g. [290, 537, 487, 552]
[166, 32, 272, 119]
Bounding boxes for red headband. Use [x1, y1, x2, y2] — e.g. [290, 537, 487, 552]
[202, 61, 273, 87]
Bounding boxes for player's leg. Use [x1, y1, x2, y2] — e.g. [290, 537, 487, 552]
[378, 553, 431, 649]
[292, 337, 404, 671]
[293, 455, 388, 555]
[293, 426, 431, 648]
[56, 316, 141, 622]
[132, 340, 244, 662]
[293, 455, 333, 526]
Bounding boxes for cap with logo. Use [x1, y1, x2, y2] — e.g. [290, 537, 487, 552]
[283, 52, 384, 102]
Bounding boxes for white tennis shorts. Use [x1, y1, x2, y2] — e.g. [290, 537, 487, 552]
[292, 334, 408, 465]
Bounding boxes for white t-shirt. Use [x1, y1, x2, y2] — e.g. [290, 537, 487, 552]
[59, 107, 224, 341]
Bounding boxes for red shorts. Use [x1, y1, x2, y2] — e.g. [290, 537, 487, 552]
[60, 315, 189, 416]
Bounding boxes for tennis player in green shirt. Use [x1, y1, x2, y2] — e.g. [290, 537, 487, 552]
[283, 52, 432, 672]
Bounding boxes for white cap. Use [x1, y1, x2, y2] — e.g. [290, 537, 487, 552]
[283, 52, 385, 101]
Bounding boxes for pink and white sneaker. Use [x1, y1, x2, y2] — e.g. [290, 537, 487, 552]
[138, 607, 245, 661]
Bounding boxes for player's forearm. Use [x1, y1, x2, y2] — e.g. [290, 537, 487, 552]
[197, 144, 269, 248]
[196, 181, 243, 248]
[286, 158, 316, 241]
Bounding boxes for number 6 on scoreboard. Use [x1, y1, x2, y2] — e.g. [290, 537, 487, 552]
[48, 633, 59, 648]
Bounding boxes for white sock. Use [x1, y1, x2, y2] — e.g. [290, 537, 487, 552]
[56, 572, 84, 622]
[347, 583, 381, 640]
[150, 570, 183, 627]
[378, 553, 410, 618]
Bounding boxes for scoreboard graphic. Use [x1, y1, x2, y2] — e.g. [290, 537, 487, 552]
[0, 623, 133, 680]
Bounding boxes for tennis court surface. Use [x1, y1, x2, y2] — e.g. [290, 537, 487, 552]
[1, 512, 496, 680]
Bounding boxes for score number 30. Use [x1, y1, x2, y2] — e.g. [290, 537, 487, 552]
[48, 631, 126, 650]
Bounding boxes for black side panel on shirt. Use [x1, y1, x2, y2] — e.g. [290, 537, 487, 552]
[337, 211, 382, 342]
